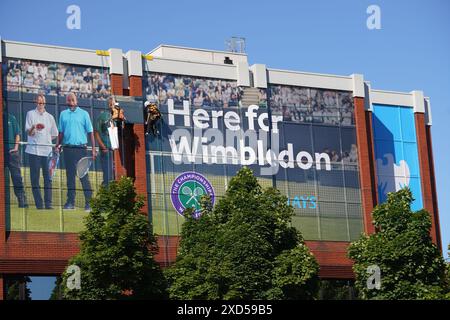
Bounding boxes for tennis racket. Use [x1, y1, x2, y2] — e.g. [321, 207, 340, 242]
[47, 148, 62, 181]
[76, 156, 93, 179]
[182, 186, 204, 205]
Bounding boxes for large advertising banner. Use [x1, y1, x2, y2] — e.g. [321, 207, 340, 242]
[372, 104, 423, 211]
[2, 58, 114, 232]
[144, 73, 364, 241]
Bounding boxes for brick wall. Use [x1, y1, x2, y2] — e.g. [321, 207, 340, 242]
[128, 75, 148, 215]
[110, 74, 123, 97]
[415, 113, 440, 247]
[110, 74, 127, 179]
[353, 97, 377, 234]
[426, 125, 442, 250]
[129, 76, 142, 97]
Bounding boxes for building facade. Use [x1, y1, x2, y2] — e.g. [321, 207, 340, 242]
[0, 39, 441, 299]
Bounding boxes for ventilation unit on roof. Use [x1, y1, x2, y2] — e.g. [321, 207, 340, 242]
[225, 36, 246, 53]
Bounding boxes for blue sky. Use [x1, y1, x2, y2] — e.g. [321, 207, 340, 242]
[28, 277, 56, 300]
[1, 0, 449, 298]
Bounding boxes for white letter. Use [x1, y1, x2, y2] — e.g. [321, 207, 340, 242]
[211, 145, 238, 164]
[257, 139, 266, 165]
[211, 110, 223, 129]
[366, 5, 381, 30]
[258, 113, 270, 132]
[245, 105, 258, 131]
[169, 129, 199, 163]
[296, 151, 313, 170]
[240, 139, 256, 165]
[193, 108, 210, 129]
[201, 136, 209, 163]
[224, 111, 241, 131]
[168, 99, 190, 126]
[271, 115, 282, 134]
[66, 5, 81, 30]
[315, 152, 331, 171]
[278, 143, 294, 169]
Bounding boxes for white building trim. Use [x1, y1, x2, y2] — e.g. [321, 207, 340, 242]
[125, 50, 143, 77]
[1, 39, 110, 68]
[267, 68, 353, 92]
[143, 57, 237, 80]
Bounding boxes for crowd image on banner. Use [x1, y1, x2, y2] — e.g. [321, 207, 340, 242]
[5, 59, 110, 99]
[269, 86, 354, 126]
[144, 73, 241, 108]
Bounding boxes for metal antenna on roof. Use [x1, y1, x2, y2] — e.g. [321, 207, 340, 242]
[225, 37, 246, 53]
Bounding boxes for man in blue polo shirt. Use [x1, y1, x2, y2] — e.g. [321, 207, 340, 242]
[56, 92, 96, 212]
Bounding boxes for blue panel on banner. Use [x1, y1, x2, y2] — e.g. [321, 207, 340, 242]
[372, 104, 423, 211]
[375, 140, 404, 170]
[403, 142, 420, 177]
[373, 105, 401, 141]
[409, 177, 423, 211]
[400, 107, 417, 142]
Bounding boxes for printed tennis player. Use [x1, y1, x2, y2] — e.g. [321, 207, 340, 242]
[56, 92, 96, 212]
[94, 97, 115, 186]
[25, 93, 58, 209]
[3, 109, 28, 208]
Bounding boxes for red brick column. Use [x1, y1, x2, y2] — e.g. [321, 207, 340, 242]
[129, 76, 142, 97]
[354, 97, 377, 234]
[426, 126, 442, 250]
[128, 75, 148, 215]
[110, 74, 127, 179]
[415, 113, 439, 246]
[110, 74, 123, 97]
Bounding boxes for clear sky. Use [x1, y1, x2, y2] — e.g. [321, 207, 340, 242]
[28, 277, 56, 300]
[1, 0, 449, 299]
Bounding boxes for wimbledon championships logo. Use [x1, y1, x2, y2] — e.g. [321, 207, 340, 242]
[170, 172, 215, 218]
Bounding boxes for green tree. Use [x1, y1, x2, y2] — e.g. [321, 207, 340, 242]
[348, 188, 447, 299]
[318, 280, 358, 300]
[61, 177, 167, 300]
[49, 277, 63, 300]
[166, 167, 319, 300]
[446, 245, 450, 300]
[6, 276, 32, 300]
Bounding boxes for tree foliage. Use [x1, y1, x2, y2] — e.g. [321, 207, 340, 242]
[61, 177, 167, 300]
[318, 280, 358, 300]
[166, 167, 319, 300]
[49, 277, 63, 300]
[348, 188, 448, 299]
[5, 276, 32, 300]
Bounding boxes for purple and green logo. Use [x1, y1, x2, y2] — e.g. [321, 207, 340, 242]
[170, 172, 215, 218]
